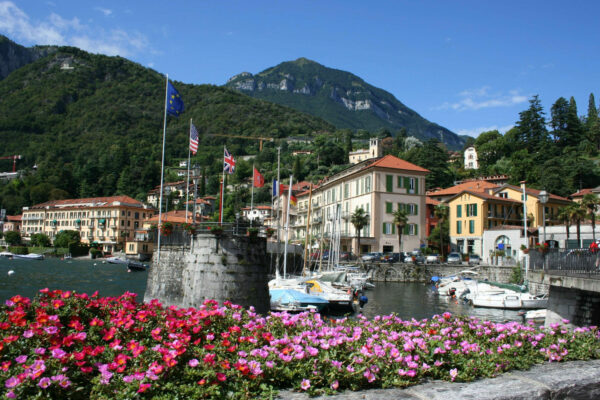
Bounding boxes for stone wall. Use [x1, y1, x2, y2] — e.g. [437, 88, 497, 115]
[545, 285, 600, 328]
[368, 263, 515, 284]
[144, 233, 270, 314]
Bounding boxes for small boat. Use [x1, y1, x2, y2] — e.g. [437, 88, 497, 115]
[0, 251, 14, 258]
[523, 309, 547, 323]
[106, 256, 129, 265]
[471, 291, 548, 309]
[270, 288, 329, 312]
[12, 253, 44, 260]
[126, 260, 149, 272]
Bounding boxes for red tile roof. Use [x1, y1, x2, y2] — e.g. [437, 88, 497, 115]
[453, 190, 521, 204]
[428, 181, 499, 197]
[497, 185, 571, 202]
[31, 196, 145, 209]
[426, 197, 440, 206]
[145, 210, 193, 224]
[367, 155, 430, 173]
[570, 188, 595, 198]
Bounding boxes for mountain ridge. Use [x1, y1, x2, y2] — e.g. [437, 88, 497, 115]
[225, 58, 464, 149]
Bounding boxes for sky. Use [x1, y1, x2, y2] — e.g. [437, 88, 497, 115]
[1, 1, 599, 138]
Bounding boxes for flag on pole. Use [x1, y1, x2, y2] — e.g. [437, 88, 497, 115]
[166, 81, 184, 116]
[189, 123, 199, 154]
[272, 179, 285, 197]
[223, 147, 236, 174]
[290, 194, 297, 207]
[253, 167, 265, 187]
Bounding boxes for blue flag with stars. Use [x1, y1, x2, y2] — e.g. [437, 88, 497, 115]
[166, 81, 184, 116]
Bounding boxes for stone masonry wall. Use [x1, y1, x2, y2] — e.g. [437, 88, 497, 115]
[545, 285, 600, 327]
[368, 263, 515, 284]
[144, 233, 270, 314]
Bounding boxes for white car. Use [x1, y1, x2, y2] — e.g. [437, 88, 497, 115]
[425, 254, 440, 264]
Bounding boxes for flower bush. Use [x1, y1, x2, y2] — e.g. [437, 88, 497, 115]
[1, 290, 599, 399]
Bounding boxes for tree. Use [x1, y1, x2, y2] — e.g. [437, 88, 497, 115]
[4, 231, 21, 246]
[567, 203, 587, 247]
[433, 204, 449, 259]
[404, 139, 453, 189]
[515, 95, 549, 152]
[557, 206, 572, 242]
[586, 93, 598, 133]
[581, 194, 600, 242]
[392, 208, 408, 253]
[550, 97, 569, 146]
[30, 233, 51, 248]
[350, 208, 369, 256]
[54, 230, 81, 248]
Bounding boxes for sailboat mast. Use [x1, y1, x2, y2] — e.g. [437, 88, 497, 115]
[302, 184, 313, 276]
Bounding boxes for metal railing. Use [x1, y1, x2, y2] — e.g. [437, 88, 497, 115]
[529, 248, 600, 276]
[152, 222, 267, 247]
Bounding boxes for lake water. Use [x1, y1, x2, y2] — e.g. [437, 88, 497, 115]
[0, 256, 523, 323]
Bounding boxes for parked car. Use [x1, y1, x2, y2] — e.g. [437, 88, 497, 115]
[339, 252, 356, 261]
[425, 254, 440, 264]
[468, 254, 481, 265]
[399, 252, 412, 262]
[447, 252, 462, 264]
[381, 252, 400, 263]
[361, 252, 383, 262]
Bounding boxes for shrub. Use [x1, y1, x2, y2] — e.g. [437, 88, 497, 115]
[8, 246, 28, 255]
[4, 231, 21, 246]
[89, 248, 102, 259]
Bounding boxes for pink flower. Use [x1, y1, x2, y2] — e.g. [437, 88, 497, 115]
[331, 380, 339, 390]
[216, 373, 227, 382]
[300, 379, 311, 390]
[450, 368, 458, 381]
[51, 348, 66, 359]
[38, 377, 51, 389]
[23, 330, 34, 338]
[5, 377, 19, 388]
[188, 359, 199, 367]
[5, 391, 15, 399]
[35, 347, 46, 355]
[15, 355, 27, 364]
[137, 383, 151, 393]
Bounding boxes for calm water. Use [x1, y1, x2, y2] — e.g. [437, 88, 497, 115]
[0, 257, 522, 323]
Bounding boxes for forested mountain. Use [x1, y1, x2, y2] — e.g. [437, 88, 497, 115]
[0, 46, 334, 214]
[225, 58, 465, 149]
[0, 35, 57, 80]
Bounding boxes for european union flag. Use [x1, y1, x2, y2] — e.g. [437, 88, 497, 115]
[166, 81, 184, 116]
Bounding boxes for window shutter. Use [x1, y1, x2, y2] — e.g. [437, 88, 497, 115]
[392, 224, 396, 234]
[386, 175, 393, 192]
[457, 205, 462, 218]
[397, 176, 402, 187]
[415, 224, 418, 235]
[473, 203, 477, 217]
[414, 204, 418, 215]
[414, 178, 419, 194]
[404, 177, 410, 189]
[404, 225, 409, 234]
[382, 223, 386, 234]
[457, 221, 461, 234]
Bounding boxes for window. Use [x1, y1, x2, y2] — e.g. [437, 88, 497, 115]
[406, 203, 418, 215]
[365, 176, 371, 192]
[135, 212, 139, 219]
[397, 176, 403, 188]
[456, 205, 462, 218]
[344, 183, 349, 198]
[386, 175, 393, 192]
[409, 177, 415, 193]
[386, 202, 393, 213]
[382, 222, 395, 235]
[457, 221, 462, 234]
[469, 220, 475, 233]
[466, 203, 478, 217]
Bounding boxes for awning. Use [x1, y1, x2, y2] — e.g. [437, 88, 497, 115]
[75, 219, 81, 224]
[99, 219, 106, 224]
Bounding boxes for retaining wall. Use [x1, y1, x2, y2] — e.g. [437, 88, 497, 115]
[368, 263, 515, 284]
[144, 233, 270, 314]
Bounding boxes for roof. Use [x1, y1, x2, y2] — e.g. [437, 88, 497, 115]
[29, 195, 145, 210]
[447, 190, 522, 204]
[426, 197, 441, 206]
[5, 215, 21, 222]
[428, 181, 499, 197]
[144, 210, 193, 224]
[495, 185, 571, 203]
[570, 188, 598, 198]
[367, 155, 430, 173]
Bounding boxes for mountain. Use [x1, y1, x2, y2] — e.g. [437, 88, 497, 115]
[0, 35, 58, 80]
[0, 46, 333, 214]
[225, 58, 464, 149]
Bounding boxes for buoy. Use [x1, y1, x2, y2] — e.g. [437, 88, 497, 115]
[8, 270, 14, 275]
[93, 263, 97, 266]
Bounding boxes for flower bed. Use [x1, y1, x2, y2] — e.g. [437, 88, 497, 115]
[1, 290, 599, 399]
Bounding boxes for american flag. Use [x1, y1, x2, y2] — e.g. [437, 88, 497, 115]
[223, 147, 236, 174]
[189, 123, 199, 155]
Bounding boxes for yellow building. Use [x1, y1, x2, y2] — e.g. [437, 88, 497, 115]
[21, 196, 154, 253]
[447, 184, 572, 255]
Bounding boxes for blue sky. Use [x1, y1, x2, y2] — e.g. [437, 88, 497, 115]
[1, 1, 598, 138]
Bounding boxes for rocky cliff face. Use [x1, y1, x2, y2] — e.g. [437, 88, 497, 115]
[225, 58, 465, 149]
[0, 35, 57, 80]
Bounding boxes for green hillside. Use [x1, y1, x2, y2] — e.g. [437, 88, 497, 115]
[0, 47, 334, 214]
[225, 58, 465, 149]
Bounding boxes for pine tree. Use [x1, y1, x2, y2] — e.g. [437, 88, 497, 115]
[516, 95, 549, 152]
[566, 96, 584, 148]
[587, 93, 598, 131]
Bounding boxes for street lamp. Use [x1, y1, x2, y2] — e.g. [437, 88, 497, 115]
[539, 190, 549, 245]
[235, 212, 240, 235]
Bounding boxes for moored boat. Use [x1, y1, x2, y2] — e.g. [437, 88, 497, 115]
[471, 291, 548, 309]
[12, 253, 44, 260]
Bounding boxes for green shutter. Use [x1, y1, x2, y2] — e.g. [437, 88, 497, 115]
[414, 178, 418, 194]
[414, 204, 418, 215]
[404, 177, 409, 189]
[457, 221, 461, 234]
[386, 202, 393, 213]
[386, 175, 393, 192]
[414, 224, 418, 235]
[404, 225, 409, 234]
[397, 176, 402, 187]
[469, 220, 475, 233]
[392, 224, 396, 234]
[457, 205, 462, 218]
[382, 223, 386, 234]
[473, 203, 477, 217]
[397, 203, 403, 211]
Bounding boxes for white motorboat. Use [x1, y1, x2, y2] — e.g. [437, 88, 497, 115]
[304, 279, 355, 313]
[0, 251, 14, 258]
[105, 256, 129, 265]
[12, 253, 44, 260]
[471, 291, 548, 309]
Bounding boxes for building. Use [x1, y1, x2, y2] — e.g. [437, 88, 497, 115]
[280, 154, 429, 254]
[427, 180, 499, 203]
[425, 197, 440, 244]
[464, 146, 478, 169]
[241, 205, 272, 222]
[21, 196, 154, 253]
[146, 181, 189, 208]
[348, 138, 382, 164]
[2, 215, 21, 233]
[447, 183, 571, 256]
[570, 187, 600, 203]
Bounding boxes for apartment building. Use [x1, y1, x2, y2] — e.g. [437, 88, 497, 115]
[287, 154, 429, 254]
[21, 196, 154, 253]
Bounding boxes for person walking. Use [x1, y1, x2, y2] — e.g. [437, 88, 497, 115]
[590, 240, 599, 269]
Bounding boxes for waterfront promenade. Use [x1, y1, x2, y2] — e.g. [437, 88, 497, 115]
[277, 359, 600, 399]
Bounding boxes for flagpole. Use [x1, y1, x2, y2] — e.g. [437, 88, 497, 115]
[185, 118, 192, 223]
[220, 145, 226, 224]
[251, 163, 255, 211]
[276, 147, 281, 268]
[283, 174, 293, 280]
[156, 74, 169, 261]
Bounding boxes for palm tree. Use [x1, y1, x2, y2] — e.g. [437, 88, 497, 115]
[557, 206, 571, 242]
[434, 204, 449, 260]
[393, 208, 409, 253]
[581, 193, 600, 242]
[568, 202, 587, 248]
[350, 208, 369, 256]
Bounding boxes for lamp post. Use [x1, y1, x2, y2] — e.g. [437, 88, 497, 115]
[235, 212, 240, 235]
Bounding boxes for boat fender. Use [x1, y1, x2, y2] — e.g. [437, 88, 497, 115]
[359, 295, 368, 307]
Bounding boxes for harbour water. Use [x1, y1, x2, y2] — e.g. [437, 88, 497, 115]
[0, 257, 522, 322]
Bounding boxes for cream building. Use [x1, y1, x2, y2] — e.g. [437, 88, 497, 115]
[286, 154, 429, 254]
[21, 196, 154, 253]
[348, 138, 383, 164]
[464, 146, 478, 169]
